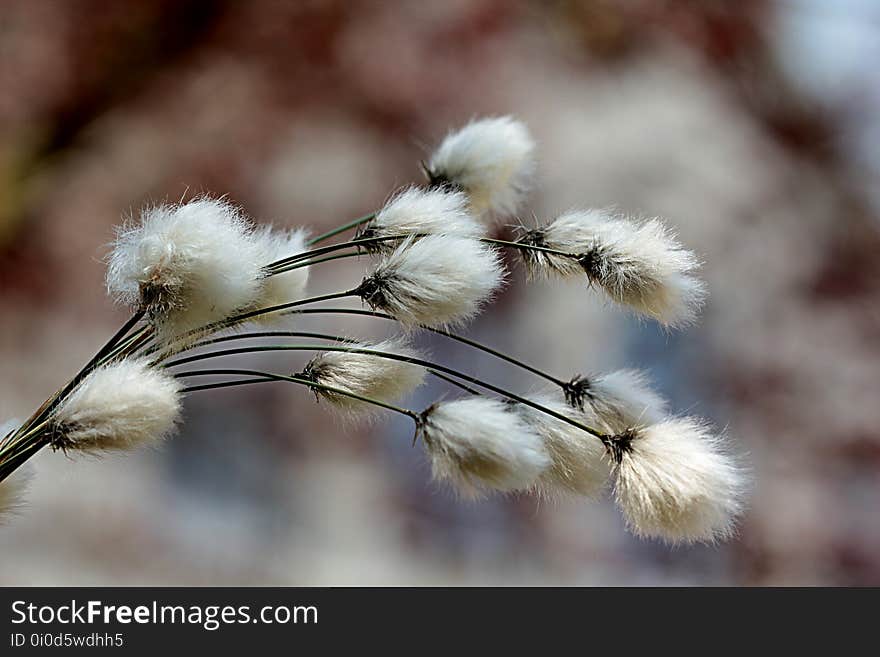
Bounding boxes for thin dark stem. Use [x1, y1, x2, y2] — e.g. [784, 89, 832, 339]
[99, 325, 154, 366]
[0, 310, 150, 483]
[179, 378, 274, 393]
[283, 308, 569, 387]
[181, 367, 477, 396]
[267, 235, 402, 274]
[268, 234, 579, 277]
[177, 369, 420, 422]
[307, 212, 376, 246]
[164, 343, 607, 441]
[273, 251, 367, 273]
[481, 236, 578, 258]
[19, 310, 146, 435]
[145, 290, 359, 359]
[92, 310, 147, 364]
[426, 369, 481, 395]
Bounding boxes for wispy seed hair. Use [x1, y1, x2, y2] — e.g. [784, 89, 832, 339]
[419, 397, 550, 498]
[612, 417, 747, 544]
[359, 186, 485, 251]
[0, 462, 33, 521]
[564, 369, 668, 433]
[518, 209, 707, 328]
[302, 338, 426, 418]
[253, 226, 310, 323]
[51, 358, 183, 454]
[427, 116, 535, 217]
[106, 197, 266, 340]
[358, 235, 506, 328]
[514, 393, 611, 499]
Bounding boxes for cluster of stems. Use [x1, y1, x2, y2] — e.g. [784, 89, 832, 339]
[0, 221, 607, 485]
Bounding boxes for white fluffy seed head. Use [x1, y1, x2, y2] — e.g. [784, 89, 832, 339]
[564, 369, 668, 433]
[519, 210, 707, 328]
[360, 187, 485, 250]
[427, 116, 535, 217]
[52, 358, 183, 453]
[420, 397, 550, 498]
[106, 197, 266, 340]
[252, 226, 310, 324]
[358, 235, 506, 328]
[514, 393, 611, 499]
[0, 419, 32, 521]
[0, 464, 32, 522]
[612, 418, 747, 544]
[303, 338, 426, 417]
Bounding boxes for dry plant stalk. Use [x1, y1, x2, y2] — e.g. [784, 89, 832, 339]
[0, 117, 746, 544]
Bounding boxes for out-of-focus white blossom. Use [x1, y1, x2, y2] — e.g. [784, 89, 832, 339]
[358, 235, 505, 327]
[303, 338, 425, 416]
[52, 359, 182, 453]
[254, 226, 310, 322]
[420, 397, 550, 497]
[514, 393, 610, 498]
[427, 116, 535, 217]
[0, 462, 32, 521]
[564, 369, 667, 432]
[106, 197, 266, 339]
[516, 209, 706, 327]
[612, 417, 746, 544]
[359, 187, 484, 250]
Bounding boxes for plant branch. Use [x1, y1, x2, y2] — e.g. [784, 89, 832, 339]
[307, 212, 376, 246]
[164, 342, 607, 441]
[177, 368, 420, 422]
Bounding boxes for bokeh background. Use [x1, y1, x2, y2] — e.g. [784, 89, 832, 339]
[1, 0, 878, 586]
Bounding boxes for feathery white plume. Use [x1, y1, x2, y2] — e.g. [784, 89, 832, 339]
[302, 338, 426, 416]
[419, 397, 550, 497]
[358, 235, 505, 328]
[516, 210, 706, 327]
[358, 187, 484, 251]
[611, 418, 747, 544]
[0, 419, 32, 520]
[0, 465, 32, 521]
[427, 116, 535, 217]
[253, 226, 310, 322]
[106, 197, 266, 339]
[564, 369, 667, 432]
[52, 358, 182, 453]
[514, 394, 610, 498]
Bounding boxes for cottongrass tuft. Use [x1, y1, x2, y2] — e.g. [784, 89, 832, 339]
[51, 358, 182, 453]
[514, 393, 610, 499]
[611, 417, 747, 544]
[516, 209, 707, 328]
[253, 226, 310, 321]
[426, 116, 535, 217]
[0, 419, 32, 520]
[419, 397, 550, 498]
[564, 369, 668, 432]
[358, 187, 484, 250]
[302, 338, 426, 417]
[357, 235, 505, 328]
[0, 463, 32, 521]
[106, 197, 266, 339]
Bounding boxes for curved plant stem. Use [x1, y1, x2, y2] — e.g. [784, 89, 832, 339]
[0, 311, 149, 482]
[267, 234, 578, 277]
[165, 343, 607, 441]
[177, 368, 419, 422]
[307, 212, 376, 246]
[284, 308, 569, 388]
[267, 235, 403, 274]
[144, 290, 360, 360]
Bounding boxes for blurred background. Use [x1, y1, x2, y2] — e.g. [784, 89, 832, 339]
[1, 0, 878, 586]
